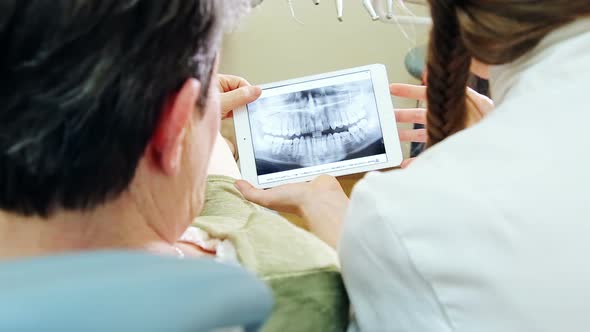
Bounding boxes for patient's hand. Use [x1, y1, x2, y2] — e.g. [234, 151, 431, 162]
[235, 175, 349, 249]
[218, 74, 262, 119]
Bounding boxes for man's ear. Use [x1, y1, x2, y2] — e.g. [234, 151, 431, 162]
[151, 78, 202, 176]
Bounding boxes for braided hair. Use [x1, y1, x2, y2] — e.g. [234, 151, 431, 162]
[425, 0, 471, 147]
[425, 0, 590, 147]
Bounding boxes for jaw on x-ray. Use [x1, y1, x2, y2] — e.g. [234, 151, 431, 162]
[248, 80, 385, 174]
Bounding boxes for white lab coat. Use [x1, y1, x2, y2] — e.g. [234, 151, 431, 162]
[340, 18, 590, 332]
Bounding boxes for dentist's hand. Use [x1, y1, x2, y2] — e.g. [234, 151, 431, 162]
[218, 74, 262, 119]
[390, 84, 427, 168]
[391, 83, 494, 168]
[235, 175, 349, 249]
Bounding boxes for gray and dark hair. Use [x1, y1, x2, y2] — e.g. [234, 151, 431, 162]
[0, 0, 249, 217]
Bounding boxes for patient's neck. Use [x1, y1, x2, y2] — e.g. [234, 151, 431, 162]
[0, 202, 177, 260]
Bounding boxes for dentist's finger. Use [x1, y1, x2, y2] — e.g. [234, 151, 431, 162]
[390, 83, 427, 101]
[395, 108, 427, 125]
[398, 128, 427, 143]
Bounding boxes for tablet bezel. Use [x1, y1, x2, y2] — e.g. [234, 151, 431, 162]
[233, 64, 403, 188]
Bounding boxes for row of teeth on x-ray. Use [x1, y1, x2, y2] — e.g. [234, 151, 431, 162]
[263, 107, 368, 138]
[263, 118, 369, 161]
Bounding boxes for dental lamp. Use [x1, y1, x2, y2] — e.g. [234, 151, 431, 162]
[251, 0, 431, 25]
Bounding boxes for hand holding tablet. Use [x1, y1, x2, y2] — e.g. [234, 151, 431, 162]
[233, 64, 402, 188]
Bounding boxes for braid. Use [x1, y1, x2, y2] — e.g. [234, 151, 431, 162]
[426, 1, 471, 147]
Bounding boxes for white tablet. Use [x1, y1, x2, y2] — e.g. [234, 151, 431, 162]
[234, 64, 402, 188]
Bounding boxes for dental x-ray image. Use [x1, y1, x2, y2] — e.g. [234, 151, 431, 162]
[248, 78, 386, 176]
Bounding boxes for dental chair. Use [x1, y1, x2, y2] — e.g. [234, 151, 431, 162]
[0, 252, 273, 332]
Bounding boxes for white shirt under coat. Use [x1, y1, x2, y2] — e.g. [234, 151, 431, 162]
[340, 18, 590, 332]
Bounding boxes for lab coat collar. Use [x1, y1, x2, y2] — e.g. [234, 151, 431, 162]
[489, 17, 590, 106]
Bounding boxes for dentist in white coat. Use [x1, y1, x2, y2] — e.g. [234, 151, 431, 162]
[236, 1, 590, 331]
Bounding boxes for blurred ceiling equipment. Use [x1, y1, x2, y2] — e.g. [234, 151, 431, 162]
[252, 0, 431, 25]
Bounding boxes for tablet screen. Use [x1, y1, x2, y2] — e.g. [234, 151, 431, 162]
[246, 70, 388, 185]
